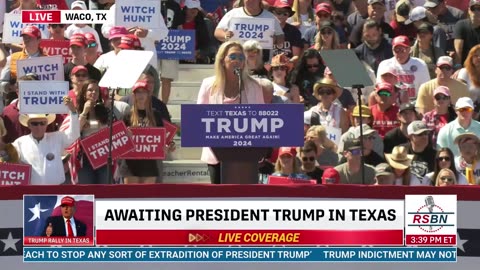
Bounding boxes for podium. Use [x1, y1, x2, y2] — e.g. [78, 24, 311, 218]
[211, 147, 269, 184]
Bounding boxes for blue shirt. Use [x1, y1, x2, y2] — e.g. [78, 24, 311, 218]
[437, 119, 480, 156]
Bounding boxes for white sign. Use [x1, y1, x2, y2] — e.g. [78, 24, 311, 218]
[16, 55, 65, 81]
[19, 81, 69, 114]
[99, 50, 154, 88]
[2, 13, 49, 44]
[115, 0, 161, 29]
[325, 126, 342, 146]
[229, 17, 274, 49]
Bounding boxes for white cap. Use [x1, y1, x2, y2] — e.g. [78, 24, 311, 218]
[405, 6, 427, 24]
[184, 0, 201, 9]
[71, 0, 87, 10]
[455, 97, 474, 109]
[407, 121, 430, 135]
[353, 124, 376, 139]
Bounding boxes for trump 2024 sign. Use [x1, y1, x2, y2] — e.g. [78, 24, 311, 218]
[181, 104, 304, 147]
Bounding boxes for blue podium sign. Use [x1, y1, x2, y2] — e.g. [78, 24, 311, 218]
[156, 30, 195, 60]
[181, 104, 305, 147]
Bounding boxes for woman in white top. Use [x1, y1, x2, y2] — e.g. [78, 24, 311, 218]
[268, 53, 300, 103]
[305, 77, 349, 133]
[288, 0, 315, 35]
[457, 45, 480, 104]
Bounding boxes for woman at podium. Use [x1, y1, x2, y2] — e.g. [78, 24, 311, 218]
[197, 41, 265, 184]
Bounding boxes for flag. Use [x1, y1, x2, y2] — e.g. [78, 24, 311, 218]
[60, 115, 82, 184]
[23, 195, 94, 238]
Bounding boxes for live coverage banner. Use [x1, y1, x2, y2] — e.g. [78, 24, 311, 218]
[156, 30, 195, 60]
[181, 104, 304, 147]
[80, 121, 135, 169]
[0, 163, 31, 186]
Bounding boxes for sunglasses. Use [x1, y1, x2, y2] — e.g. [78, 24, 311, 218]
[349, 148, 362, 156]
[272, 66, 288, 71]
[440, 176, 454, 182]
[227, 54, 245, 61]
[394, 47, 408, 53]
[321, 29, 333, 35]
[74, 73, 88, 78]
[87, 42, 97, 48]
[307, 64, 320, 69]
[437, 156, 451, 162]
[438, 65, 452, 71]
[457, 107, 474, 113]
[435, 94, 450, 101]
[471, 6, 480, 12]
[30, 121, 47, 126]
[50, 24, 65, 28]
[377, 90, 392, 97]
[318, 88, 334, 96]
[302, 156, 316, 162]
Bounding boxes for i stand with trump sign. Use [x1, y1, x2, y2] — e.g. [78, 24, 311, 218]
[18, 81, 70, 114]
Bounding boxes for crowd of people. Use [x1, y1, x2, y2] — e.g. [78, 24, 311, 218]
[1, 0, 480, 187]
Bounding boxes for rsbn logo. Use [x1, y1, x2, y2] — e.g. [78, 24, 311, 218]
[408, 196, 455, 233]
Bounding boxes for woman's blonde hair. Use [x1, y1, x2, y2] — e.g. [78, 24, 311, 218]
[130, 91, 156, 127]
[274, 151, 302, 174]
[314, 27, 340, 50]
[291, 0, 314, 24]
[464, 44, 480, 88]
[212, 41, 256, 94]
[306, 125, 337, 152]
[243, 40, 264, 70]
[435, 168, 457, 186]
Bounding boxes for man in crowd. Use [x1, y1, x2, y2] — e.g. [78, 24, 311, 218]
[334, 139, 376, 184]
[354, 19, 393, 73]
[384, 102, 419, 153]
[454, 0, 480, 65]
[370, 82, 399, 138]
[64, 34, 101, 87]
[299, 141, 324, 182]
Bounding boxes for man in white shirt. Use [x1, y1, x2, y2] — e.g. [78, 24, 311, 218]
[376, 35, 430, 101]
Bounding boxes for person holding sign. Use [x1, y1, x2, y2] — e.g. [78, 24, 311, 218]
[271, 147, 310, 180]
[0, 26, 46, 84]
[12, 96, 80, 185]
[197, 41, 265, 184]
[117, 81, 172, 184]
[67, 65, 90, 107]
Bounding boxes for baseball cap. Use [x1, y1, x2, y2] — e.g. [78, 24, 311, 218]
[273, 0, 293, 9]
[424, 0, 442, 8]
[353, 124, 376, 139]
[108, 26, 128, 40]
[470, 0, 480, 7]
[436, 56, 453, 67]
[118, 34, 142, 50]
[69, 33, 86, 47]
[395, 0, 411, 23]
[71, 0, 87, 10]
[322, 167, 340, 184]
[379, 66, 398, 78]
[71, 65, 87, 75]
[21, 25, 41, 39]
[184, 0, 201, 9]
[84, 32, 96, 43]
[375, 163, 394, 177]
[368, 0, 385, 5]
[61, 196, 75, 207]
[132, 80, 149, 92]
[315, 3, 332, 14]
[375, 82, 394, 94]
[344, 139, 361, 151]
[405, 6, 427, 24]
[399, 102, 416, 113]
[352, 105, 372, 117]
[319, 20, 335, 31]
[407, 120, 430, 135]
[455, 97, 474, 109]
[278, 147, 297, 157]
[392, 35, 410, 48]
[433, 86, 451, 97]
[417, 22, 434, 33]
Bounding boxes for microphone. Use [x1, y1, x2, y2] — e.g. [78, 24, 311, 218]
[425, 196, 435, 230]
[234, 67, 241, 77]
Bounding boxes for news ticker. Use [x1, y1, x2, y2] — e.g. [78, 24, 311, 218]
[23, 195, 457, 247]
[21, 10, 112, 24]
[23, 247, 457, 263]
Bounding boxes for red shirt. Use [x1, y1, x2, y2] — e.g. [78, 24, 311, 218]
[36, 0, 69, 10]
[370, 104, 400, 138]
[68, 90, 78, 108]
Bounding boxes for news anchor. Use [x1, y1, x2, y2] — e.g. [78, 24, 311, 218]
[42, 196, 87, 237]
[197, 41, 265, 184]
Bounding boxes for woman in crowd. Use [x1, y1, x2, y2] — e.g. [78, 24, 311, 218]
[272, 147, 310, 180]
[304, 125, 339, 168]
[117, 81, 171, 184]
[268, 54, 300, 103]
[0, 118, 19, 163]
[197, 41, 265, 184]
[67, 65, 89, 107]
[457, 45, 480, 108]
[290, 49, 326, 108]
[182, 0, 211, 64]
[304, 77, 349, 133]
[454, 133, 480, 185]
[289, 0, 315, 35]
[410, 23, 444, 79]
[243, 40, 268, 78]
[13, 97, 79, 185]
[385, 146, 414, 185]
[435, 168, 457, 186]
[422, 86, 456, 147]
[313, 20, 340, 51]
[270, 0, 303, 63]
[424, 148, 467, 185]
